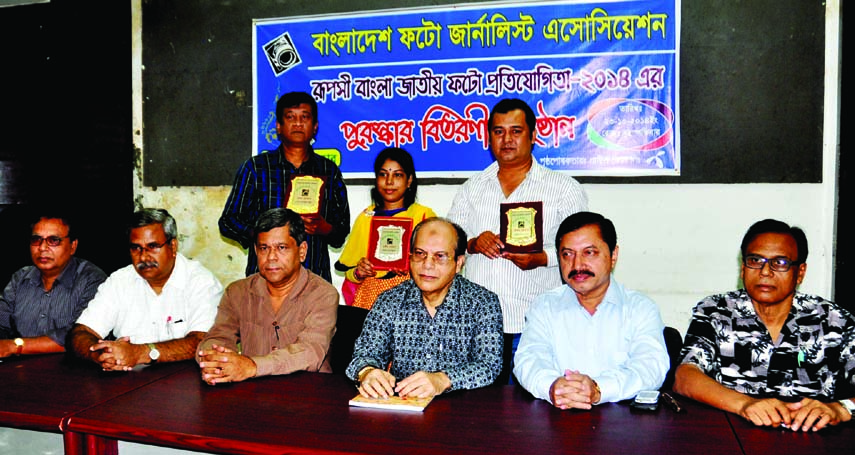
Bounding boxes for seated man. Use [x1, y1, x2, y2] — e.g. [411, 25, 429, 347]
[346, 217, 503, 398]
[1, 212, 107, 357]
[675, 219, 854, 432]
[514, 212, 668, 410]
[69, 209, 223, 370]
[197, 208, 339, 385]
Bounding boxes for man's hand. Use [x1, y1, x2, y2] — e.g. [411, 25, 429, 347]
[198, 344, 257, 385]
[0, 339, 16, 358]
[469, 231, 504, 259]
[785, 398, 850, 432]
[357, 367, 397, 398]
[738, 397, 793, 428]
[353, 257, 377, 281]
[396, 371, 451, 398]
[549, 370, 601, 410]
[301, 215, 333, 236]
[501, 251, 547, 270]
[89, 337, 146, 371]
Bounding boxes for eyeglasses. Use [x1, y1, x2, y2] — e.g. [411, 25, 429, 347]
[410, 249, 454, 265]
[129, 240, 170, 255]
[743, 254, 799, 272]
[30, 235, 69, 247]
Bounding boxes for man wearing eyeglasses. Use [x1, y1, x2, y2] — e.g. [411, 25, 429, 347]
[675, 219, 855, 432]
[196, 208, 338, 385]
[69, 209, 223, 370]
[0, 213, 107, 358]
[346, 218, 503, 399]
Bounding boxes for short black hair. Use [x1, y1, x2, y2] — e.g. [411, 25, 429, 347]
[410, 217, 468, 259]
[253, 208, 306, 246]
[555, 212, 617, 254]
[275, 91, 318, 124]
[31, 210, 76, 241]
[370, 147, 419, 209]
[488, 98, 536, 134]
[740, 219, 808, 263]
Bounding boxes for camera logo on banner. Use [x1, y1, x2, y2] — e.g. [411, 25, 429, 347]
[264, 32, 301, 76]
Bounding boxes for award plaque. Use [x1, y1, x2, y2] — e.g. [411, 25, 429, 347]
[367, 217, 413, 271]
[285, 175, 326, 216]
[499, 201, 543, 254]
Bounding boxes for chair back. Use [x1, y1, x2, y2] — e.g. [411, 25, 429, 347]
[662, 326, 683, 391]
[494, 332, 517, 385]
[330, 305, 369, 374]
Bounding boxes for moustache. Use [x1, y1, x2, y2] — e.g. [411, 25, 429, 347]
[136, 261, 159, 271]
[568, 269, 595, 279]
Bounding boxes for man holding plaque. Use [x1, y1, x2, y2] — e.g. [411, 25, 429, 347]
[514, 212, 668, 409]
[448, 98, 588, 360]
[219, 91, 350, 283]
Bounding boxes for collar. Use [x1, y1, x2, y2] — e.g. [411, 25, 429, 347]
[562, 275, 620, 313]
[486, 159, 545, 184]
[134, 253, 189, 292]
[403, 274, 464, 312]
[273, 144, 317, 170]
[23, 256, 82, 290]
[250, 266, 310, 302]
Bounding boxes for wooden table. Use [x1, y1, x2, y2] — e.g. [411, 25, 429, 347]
[64, 368, 743, 455]
[727, 412, 854, 455]
[0, 354, 191, 453]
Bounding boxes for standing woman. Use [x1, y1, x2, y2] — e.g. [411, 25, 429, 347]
[335, 147, 436, 308]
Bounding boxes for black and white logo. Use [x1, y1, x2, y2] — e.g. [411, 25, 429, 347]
[264, 32, 301, 76]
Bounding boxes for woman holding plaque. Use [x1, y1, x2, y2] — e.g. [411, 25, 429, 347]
[335, 147, 436, 308]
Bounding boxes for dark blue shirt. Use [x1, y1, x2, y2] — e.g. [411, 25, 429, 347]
[0, 257, 107, 345]
[219, 146, 350, 282]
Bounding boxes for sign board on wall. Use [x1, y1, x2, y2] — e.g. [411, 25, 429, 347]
[254, 0, 680, 178]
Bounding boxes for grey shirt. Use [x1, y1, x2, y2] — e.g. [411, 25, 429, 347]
[0, 257, 107, 345]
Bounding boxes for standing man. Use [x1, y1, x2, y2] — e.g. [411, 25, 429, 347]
[69, 209, 223, 371]
[514, 212, 668, 409]
[346, 218, 503, 399]
[675, 219, 855, 432]
[448, 98, 588, 360]
[197, 208, 339, 385]
[0, 212, 107, 357]
[219, 91, 350, 282]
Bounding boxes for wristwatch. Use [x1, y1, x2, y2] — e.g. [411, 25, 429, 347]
[839, 399, 855, 417]
[13, 338, 24, 356]
[147, 343, 161, 363]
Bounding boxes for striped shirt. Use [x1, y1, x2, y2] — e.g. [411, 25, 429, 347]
[0, 257, 107, 346]
[219, 145, 350, 282]
[448, 161, 588, 333]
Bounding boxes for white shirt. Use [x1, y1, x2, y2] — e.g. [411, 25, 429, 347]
[513, 277, 669, 404]
[447, 160, 588, 333]
[76, 253, 223, 344]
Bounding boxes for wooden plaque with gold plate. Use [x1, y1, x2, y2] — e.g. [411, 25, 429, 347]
[367, 216, 413, 271]
[285, 175, 327, 216]
[499, 201, 543, 254]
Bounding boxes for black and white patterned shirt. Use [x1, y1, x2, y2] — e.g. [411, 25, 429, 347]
[680, 290, 855, 400]
[346, 275, 504, 391]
